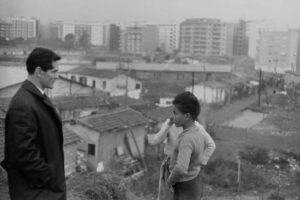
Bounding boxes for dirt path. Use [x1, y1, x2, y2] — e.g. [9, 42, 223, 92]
[207, 90, 271, 125]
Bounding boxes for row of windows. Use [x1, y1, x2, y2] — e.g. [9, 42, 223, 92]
[71, 75, 107, 89]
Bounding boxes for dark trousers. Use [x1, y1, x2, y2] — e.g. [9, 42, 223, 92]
[173, 172, 203, 200]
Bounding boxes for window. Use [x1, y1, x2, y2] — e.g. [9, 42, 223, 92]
[154, 72, 161, 80]
[79, 77, 87, 85]
[92, 80, 96, 88]
[135, 83, 141, 89]
[88, 144, 96, 156]
[102, 81, 107, 89]
[176, 73, 185, 80]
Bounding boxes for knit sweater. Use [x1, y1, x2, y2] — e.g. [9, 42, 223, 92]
[167, 123, 216, 186]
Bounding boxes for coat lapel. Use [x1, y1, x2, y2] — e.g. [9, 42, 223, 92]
[21, 80, 62, 125]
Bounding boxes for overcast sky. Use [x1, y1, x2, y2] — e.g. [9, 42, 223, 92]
[0, 0, 299, 28]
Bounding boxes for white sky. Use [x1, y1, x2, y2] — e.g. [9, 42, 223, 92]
[0, 0, 299, 28]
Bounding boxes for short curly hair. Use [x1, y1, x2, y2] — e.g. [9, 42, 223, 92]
[172, 91, 200, 120]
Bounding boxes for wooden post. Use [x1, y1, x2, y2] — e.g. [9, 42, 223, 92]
[258, 69, 262, 106]
[237, 159, 241, 194]
[127, 126, 148, 172]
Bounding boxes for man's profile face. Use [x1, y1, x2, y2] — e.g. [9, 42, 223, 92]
[39, 61, 59, 89]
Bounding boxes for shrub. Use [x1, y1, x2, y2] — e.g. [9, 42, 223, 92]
[271, 157, 289, 169]
[239, 147, 269, 165]
[203, 157, 266, 191]
[280, 150, 300, 161]
[295, 171, 300, 185]
[203, 158, 238, 189]
[268, 192, 285, 200]
[240, 164, 265, 190]
[67, 171, 127, 200]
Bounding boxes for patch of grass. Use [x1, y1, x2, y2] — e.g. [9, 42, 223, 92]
[203, 157, 267, 192]
[240, 164, 265, 191]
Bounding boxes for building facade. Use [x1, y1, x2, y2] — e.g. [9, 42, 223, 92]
[51, 21, 104, 46]
[61, 67, 143, 99]
[185, 81, 228, 104]
[120, 24, 158, 55]
[158, 24, 178, 53]
[103, 24, 121, 52]
[0, 17, 38, 40]
[233, 20, 249, 56]
[179, 18, 227, 57]
[256, 30, 300, 73]
[0, 77, 95, 98]
[66, 108, 148, 171]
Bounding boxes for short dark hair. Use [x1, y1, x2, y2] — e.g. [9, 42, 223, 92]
[172, 91, 200, 120]
[26, 47, 61, 74]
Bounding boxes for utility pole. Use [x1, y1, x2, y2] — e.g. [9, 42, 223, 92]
[125, 61, 129, 107]
[203, 58, 206, 103]
[192, 72, 195, 94]
[258, 69, 262, 106]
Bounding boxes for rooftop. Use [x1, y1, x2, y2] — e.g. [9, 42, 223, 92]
[78, 108, 148, 133]
[53, 95, 110, 111]
[63, 126, 81, 146]
[96, 62, 232, 73]
[68, 67, 121, 79]
[143, 106, 173, 123]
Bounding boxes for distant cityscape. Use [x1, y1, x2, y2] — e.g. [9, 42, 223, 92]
[0, 16, 300, 73]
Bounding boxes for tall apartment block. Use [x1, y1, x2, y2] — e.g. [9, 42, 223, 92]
[102, 24, 121, 52]
[232, 20, 249, 56]
[179, 18, 228, 57]
[158, 24, 178, 53]
[0, 17, 38, 40]
[50, 21, 104, 46]
[120, 24, 158, 55]
[256, 30, 300, 73]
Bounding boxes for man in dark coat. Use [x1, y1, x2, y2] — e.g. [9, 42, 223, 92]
[1, 47, 66, 200]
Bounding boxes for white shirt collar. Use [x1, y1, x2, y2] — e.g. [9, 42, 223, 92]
[36, 86, 45, 95]
[28, 79, 44, 95]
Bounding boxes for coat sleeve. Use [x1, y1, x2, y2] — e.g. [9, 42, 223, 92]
[6, 105, 55, 188]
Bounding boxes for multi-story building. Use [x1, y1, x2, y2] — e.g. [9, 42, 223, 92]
[120, 24, 158, 55]
[0, 17, 38, 40]
[0, 19, 12, 39]
[232, 20, 249, 56]
[179, 18, 227, 57]
[256, 30, 300, 73]
[158, 24, 178, 53]
[247, 20, 285, 59]
[102, 24, 121, 52]
[51, 21, 104, 46]
[225, 23, 235, 57]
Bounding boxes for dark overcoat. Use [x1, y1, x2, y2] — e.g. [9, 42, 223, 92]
[1, 80, 66, 200]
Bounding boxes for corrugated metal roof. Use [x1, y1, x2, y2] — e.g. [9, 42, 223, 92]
[68, 67, 120, 79]
[78, 108, 148, 133]
[96, 62, 232, 73]
[143, 106, 173, 123]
